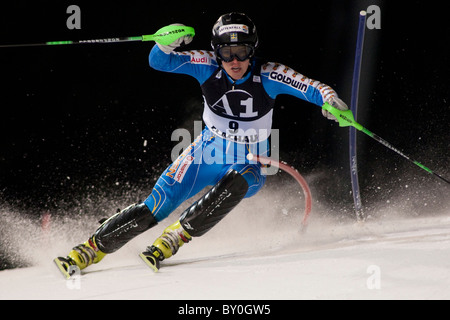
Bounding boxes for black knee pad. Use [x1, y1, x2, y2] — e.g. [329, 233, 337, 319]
[180, 169, 249, 237]
[94, 203, 157, 254]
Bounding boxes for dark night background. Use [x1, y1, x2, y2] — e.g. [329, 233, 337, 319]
[0, 0, 449, 248]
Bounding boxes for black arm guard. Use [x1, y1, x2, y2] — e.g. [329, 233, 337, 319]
[180, 169, 249, 237]
[94, 203, 158, 254]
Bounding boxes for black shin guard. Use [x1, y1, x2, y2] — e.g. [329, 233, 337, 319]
[180, 169, 249, 237]
[94, 203, 157, 254]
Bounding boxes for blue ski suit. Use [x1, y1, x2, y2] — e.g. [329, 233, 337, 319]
[144, 45, 336, 222]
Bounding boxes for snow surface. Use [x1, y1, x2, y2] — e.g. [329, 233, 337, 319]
[1, 184, 449, 301]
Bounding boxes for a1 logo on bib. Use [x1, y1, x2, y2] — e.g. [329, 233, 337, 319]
[210, 89, 258, 121]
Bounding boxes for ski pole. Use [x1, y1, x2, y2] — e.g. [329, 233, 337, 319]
[0, 25, 195, 48]
[322, 102, 450, 185]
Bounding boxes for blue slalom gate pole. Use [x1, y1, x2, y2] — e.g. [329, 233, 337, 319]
[349, 11, 367, 221]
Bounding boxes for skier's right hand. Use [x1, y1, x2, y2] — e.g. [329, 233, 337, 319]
[322, 96, 348, 122]
[157, 23, 194, 54]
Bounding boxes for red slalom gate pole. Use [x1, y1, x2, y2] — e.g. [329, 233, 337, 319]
[248, 154, 312, 232]
[41, 211, 52, 244]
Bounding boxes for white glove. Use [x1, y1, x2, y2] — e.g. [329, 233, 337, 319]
[156, 23, 193, 54]
[322, 96, 349, 122]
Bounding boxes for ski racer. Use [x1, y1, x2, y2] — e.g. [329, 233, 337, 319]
[54, 12, 348, 275]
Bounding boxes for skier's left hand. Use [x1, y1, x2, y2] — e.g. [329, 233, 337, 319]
[322, 96, 349, 122]
[157, 23, 194, 54]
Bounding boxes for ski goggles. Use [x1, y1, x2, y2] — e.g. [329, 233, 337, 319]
[216, 44, 255, 62]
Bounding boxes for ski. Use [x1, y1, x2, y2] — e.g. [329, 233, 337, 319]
[139, 252, 161, 272]
[53, 257, 80, 279]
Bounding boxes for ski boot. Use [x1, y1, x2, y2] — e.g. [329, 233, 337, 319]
[54, 236, 106, 279]
[140, 220, 192, 272]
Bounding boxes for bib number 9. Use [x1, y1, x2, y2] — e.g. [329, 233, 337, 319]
[229, 121, 239, 133]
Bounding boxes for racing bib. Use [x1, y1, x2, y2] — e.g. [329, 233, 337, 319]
[200, 59, 275, 143]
